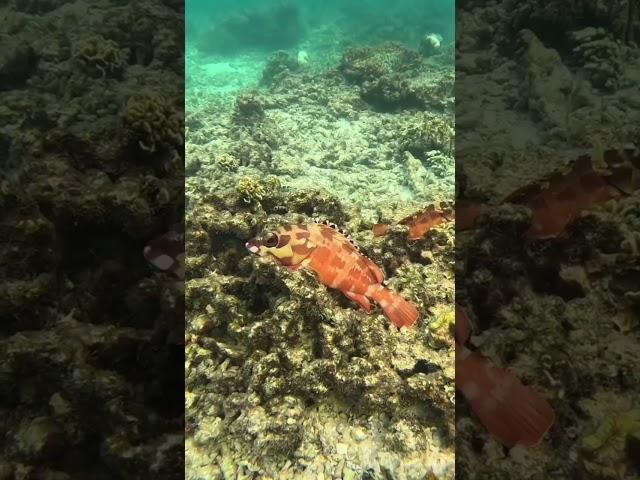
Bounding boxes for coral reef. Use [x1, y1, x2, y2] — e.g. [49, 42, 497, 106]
[569, 27, 624, 90]
[340, 42, 453, 112]
[235, 175, 281, 206]
[340, 42, 423, 84]
[401, 112, 454, 157]
[233, 90, 266, 124]
[185, 17, 455, 477]
[502, 0, 640, 48]
[72, 34, 128, 79]
[185, 186, 455, 479]
[261, 51, 300, 87]
[123, 93, 184, 153]
[0, 0, 184, 476]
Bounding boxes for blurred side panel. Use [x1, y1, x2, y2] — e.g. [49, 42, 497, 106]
[0, 0, 184, 477]
[456, 0, 640, 478]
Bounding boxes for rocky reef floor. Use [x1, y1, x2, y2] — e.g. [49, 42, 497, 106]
[185, 38, 455, 480]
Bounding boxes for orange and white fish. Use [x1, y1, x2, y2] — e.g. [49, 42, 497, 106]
[372, 202, 454, 240]
[246, 222, 419, 328]
[455, 304, 555, 448]
[457, 148, 640, 239]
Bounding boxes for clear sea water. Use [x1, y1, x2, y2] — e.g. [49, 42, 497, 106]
[186, 0, 454, 94]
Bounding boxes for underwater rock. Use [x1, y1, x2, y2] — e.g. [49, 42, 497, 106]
[0, 0, 185, 475]
[186, 15, 456, 474]
[361, 68, 452, 112]
[185, 181, 454, 476]
[456, 0, 640, 477]
[340, 42, 422, 84]
[11, 0, 69, 14]
[233, 91, 266, 124]
[261, 51, 300, 87]
[340, 42, 452, 112]
[403, 151, 433, 198]
[15, 416, 66, 460]
[570, 27, 623, 90]
[503, 0, 640, 47]
[0, 38, 37, 89]
[519, 29, 573, 131]
[360, 73, 415, 110]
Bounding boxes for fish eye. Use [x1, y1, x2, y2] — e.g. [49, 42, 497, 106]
[264, 233, 278, 247]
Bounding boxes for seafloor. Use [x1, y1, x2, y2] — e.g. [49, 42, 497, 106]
[456, 1, 640, 479]
[0, 0, 184, 477]
[185, 21, 455, 480]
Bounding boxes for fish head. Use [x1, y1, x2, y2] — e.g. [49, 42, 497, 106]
[246, 225, 315, 267]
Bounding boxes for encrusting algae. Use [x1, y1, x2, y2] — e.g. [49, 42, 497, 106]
[184, 178, 455, 479]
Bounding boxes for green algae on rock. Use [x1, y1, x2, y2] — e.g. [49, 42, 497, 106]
[123, 93, 184, 154]
[185, 184, 455, 478]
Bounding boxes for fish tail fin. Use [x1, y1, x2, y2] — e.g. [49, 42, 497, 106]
[371, 287, 419, 328]
[456, 344, 555, 448]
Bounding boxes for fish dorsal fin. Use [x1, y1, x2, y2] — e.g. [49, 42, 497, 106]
[313, 218, 361, 251]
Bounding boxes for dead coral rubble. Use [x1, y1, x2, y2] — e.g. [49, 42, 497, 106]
[340, 42, 453, 112]
[185, 181, 455, 478]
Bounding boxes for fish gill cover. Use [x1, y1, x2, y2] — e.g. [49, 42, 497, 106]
[456, 0, 640, 478]
[185, 0, 455, 479]
[0, 0, 184, 477]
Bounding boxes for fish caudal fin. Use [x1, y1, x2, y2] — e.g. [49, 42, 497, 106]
[456, 344, 555, 448]
[371, 287, 419, 328]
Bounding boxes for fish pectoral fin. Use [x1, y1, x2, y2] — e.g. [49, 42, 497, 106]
[344, 291, 372, 313]
[288, 258, 311, 272]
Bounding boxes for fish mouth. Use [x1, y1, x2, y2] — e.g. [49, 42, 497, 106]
[245, 240, 260, 254]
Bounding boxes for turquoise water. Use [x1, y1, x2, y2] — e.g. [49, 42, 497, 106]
[186, 0, 454, 94]
[187, 0, 454, 50]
